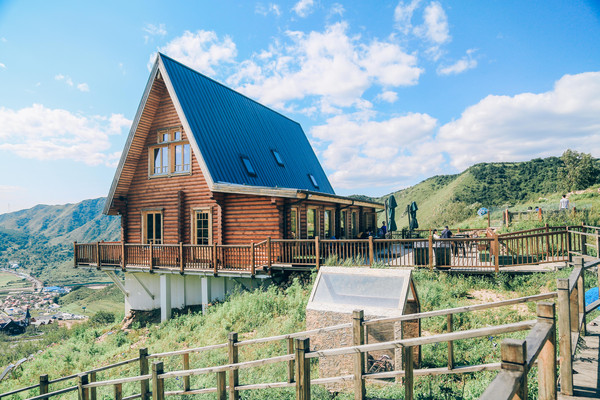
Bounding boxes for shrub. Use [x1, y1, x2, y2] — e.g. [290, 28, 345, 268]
[90, 310, 116, 325]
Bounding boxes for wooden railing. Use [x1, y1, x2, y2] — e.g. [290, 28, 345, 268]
[74, 226, 598, 274]
[2, 290, 572, 400]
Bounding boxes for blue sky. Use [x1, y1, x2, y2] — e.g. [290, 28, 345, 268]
[1, 0, 599, 213]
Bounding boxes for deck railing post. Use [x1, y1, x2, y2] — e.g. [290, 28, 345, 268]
[250, 242, 256, 277]
[368, 235, 374, 266]
[557, 278, 573, 395]
[152, 361, 164, 400]
[566, 229, 572, 262]
[182, 353, 190, 392]
[217, 370, 227, 400]
[149, 244, 154, 272]
[574, 257, 586, 336]
[428, 235, 434, 271]
[404, 345, 414, 400]
[447, 314, 454, 370]
[89, 371, 97, 400]
[96, 241, 101, 270]
[121, 241, 126, 272]
[537, 302, 557, 400]
[352, 310, 365, 400]
[77, 373, 89, 400]
[228, 332, 239, 400]
[74, 241, 78, 268]
[287, 338, 295, 383]
[139, 348, 149, 400]
[179, 242, 184, 274]
[315, 236, 320, 270]
[39, 374, 48, 396]
[213, 243, 218, 275]
[267, 236, 272, 272]
[295, 338, 311, 400]
[500, 339, 527, 400]
[494, 234, 500, 272]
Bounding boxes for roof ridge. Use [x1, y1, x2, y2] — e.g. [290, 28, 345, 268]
[158, 52, 302, 127]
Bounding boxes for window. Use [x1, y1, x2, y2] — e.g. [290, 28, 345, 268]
[192, 209, 212, 245]
[308, 174, 319, 188]
[272, 149, 284, 166]
[324, 209, 334, 238]
[351, 211, 358, 238]
[365, 212, 376, 234]
[149, 126, 191, 177]
[241, 156, 256, 177]
[340, 210, 347, 238]
[142, 211, 163, 244]
[290, 208, 299, 239]
[307, 208, 317, 239]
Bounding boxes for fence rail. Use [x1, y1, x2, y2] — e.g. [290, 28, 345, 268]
[74, 225, 599, 274]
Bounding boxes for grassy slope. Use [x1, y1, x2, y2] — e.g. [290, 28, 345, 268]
[58, 285, 124, 315]
[4, 268, 597, 400]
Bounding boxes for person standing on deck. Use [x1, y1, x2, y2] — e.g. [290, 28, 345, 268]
[559, 195, 569, 210]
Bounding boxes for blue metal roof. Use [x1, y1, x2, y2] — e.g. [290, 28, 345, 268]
[159, 53, 335, 195]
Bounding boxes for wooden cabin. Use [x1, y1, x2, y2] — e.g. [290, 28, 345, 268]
[104, 53, 382, 248]
[76, 53, 383, 320]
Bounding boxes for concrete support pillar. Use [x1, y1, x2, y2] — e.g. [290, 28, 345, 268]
[160, 274, 171, 322]
[201, 277, 211, 315]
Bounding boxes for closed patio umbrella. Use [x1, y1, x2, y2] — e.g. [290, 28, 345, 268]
[408, 201, 419, 231]
[386, 196, 398, 232]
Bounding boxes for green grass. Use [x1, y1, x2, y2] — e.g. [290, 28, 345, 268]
[57, 285, 124, 315]
[1, 269, 585, 400]
[0, 272, 30, 290]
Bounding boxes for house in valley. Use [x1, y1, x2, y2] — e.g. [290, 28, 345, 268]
[74, 53, 383, 320]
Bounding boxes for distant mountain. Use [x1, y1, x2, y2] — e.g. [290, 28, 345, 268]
[0, 198, 120, 285]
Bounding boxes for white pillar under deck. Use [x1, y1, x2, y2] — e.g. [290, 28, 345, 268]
[160, 274, 171, 321]
[201, 277, 211, 315]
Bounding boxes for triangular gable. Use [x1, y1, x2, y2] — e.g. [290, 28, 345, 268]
[106, 53, 336, 215]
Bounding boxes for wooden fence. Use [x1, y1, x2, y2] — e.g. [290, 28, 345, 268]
[74, 225, 599, 275]
[5, 267, 598, 400]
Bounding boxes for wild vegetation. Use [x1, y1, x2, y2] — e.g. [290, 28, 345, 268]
[2, 268, 597, 399]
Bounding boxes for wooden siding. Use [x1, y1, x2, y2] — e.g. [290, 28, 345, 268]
[221, 194, 283, 244]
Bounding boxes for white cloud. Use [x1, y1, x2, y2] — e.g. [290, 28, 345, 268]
[376, 90, 398, 103]
[437, 71, 600, 170]
[230, 22, 422, 112]
[328, 3, 345, 17]
[394, 0, 421, 34]
[311, 111, 440, 188]
[256, 3, 281, 16]
[293, 0, 315, 17]
[0, 62, 5, 69]
[152, 30, 237, 75]
[413, 1, 450, 60]
[0, 104, 130, 167]
[77, 83, 90, 92]
[437, 49, 477, 75]
[143, 23, 167, 43]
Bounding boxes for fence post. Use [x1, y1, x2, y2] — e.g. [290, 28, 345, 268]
[557, 278, 573, 395]
[228, 332, 239, 400]
[447, 314, 454, 370]
[74, 241, 78, 268]
[152, 361, 164, 400]
[217, 371, 227, 400]
[575, 257, 586, 336]
[77, 373, 89, 400]
[500, 339, 527, 400]
[139, 348, 149, 400]
[179, 242, 184, 274]
[352, 310, 365, 400]
[182, 353, 190, 392]
[368, 235, 374, 266]
[287, 338, 295, 383]
[39, 374, 49, 396]
[315, 236, 320, 270]
[566, 229, 572, 262]
[537, 302, 557, 400]
[89, 371, 97, 400]
[96, 241, 101, 270]
[596, 229, 600, 259]
[114, 383, 123, 400]
[250, 242, 256, 277]
[295, 338, 311, 400]
[494, 234, 500, 272]
[404, 345, 414, 400]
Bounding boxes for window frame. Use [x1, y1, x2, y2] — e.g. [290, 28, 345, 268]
[141, 209, 164, 244]
[290, 207, 299, 239]
[191, 207, 212, 245]
[241, 156, 257, 177]
[148, 126, 191, 178]
[323, 208, 335, 239]
[271, 149, 284, 166]
[308, 174, 319, 188]
[306, 207, 318, 239]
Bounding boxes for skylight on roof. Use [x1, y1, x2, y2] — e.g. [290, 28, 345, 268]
[308, 174, 319, 188]
[241, 157, 256, 177]
[272, 150, 284, 166]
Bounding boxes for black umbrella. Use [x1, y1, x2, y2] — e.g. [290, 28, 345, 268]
[386, 196, 398, 232]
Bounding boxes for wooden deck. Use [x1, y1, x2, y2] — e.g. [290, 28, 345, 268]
[559, 316, 600, 399]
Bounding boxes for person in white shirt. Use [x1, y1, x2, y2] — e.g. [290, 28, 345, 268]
[559, 195, 569, 210]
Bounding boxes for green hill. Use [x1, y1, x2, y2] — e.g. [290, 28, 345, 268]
[0, 198, 120, 285]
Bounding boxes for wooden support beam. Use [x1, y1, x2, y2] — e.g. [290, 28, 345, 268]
[139, 348, 149, 400]
[217, 371, 227, 400]
[447, 314, 454, 370]
[39, 375, 48, 396]
[404, 346, 414, 400]
[77, 373, 89, 400]
[537, 302, 557, 400]
[352, 310, 365, 400]
[114, 383, 122, 400]
[287, 338, 295, 384]
[152, 361, 164, 400]
[295, 338, 311, 400]
[500, 339, 527, 400]
[557, 279, 573, 396]
[182, 353, 190, 392]
[89, 371, 97, 400]
[315, 236, 320, 270]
